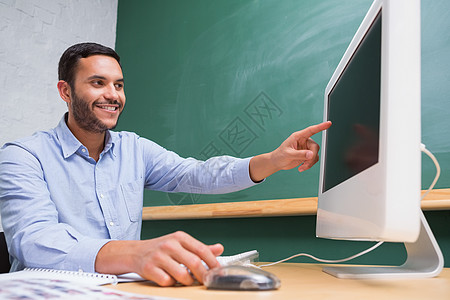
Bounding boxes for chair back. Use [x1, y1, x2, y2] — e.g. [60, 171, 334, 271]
[0, 232, 11, 273]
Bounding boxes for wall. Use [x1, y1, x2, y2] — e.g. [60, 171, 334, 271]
[0, 0, 118, 231]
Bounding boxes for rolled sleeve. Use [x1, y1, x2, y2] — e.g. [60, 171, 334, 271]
[64, 237, 111, 273]
[232, 157, 265, 188]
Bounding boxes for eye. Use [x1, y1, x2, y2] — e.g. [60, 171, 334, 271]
[115, 82, 124, 90]
[91, 80, 104, 87]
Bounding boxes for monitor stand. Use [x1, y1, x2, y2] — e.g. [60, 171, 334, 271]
[323, 211, 444, 279]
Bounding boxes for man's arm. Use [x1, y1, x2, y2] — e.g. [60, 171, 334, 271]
[249, 121, 331, 182]
[0, 144, 110, 272]
[141, 138, 258, 195]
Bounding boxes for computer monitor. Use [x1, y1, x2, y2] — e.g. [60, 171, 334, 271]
[316, 0, 443, 278]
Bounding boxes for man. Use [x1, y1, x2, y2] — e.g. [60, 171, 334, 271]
[0, 43, 331, 286]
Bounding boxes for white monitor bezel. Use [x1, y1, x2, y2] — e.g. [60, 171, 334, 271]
[317, 0, 422, 243]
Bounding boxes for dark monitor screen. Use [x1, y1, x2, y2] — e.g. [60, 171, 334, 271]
[323, 12, 382, 193]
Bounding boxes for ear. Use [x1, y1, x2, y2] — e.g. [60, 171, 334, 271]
[57, 80, 72, 104]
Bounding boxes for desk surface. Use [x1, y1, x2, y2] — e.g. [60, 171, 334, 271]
[107, 263, 450, 300]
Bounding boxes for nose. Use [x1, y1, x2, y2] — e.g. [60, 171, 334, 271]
[104, 83, 120, 101]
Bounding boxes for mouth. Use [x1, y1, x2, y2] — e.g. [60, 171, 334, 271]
[94, 102, 122, 113]
[97, 105, 118, 111]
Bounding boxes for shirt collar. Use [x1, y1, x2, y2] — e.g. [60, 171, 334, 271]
[55, 113, 116, 159]
[104, 130, 116, 158]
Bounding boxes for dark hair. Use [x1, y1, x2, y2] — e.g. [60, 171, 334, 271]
[58, 42, 121, 88]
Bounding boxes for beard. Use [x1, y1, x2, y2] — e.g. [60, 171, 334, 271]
[70, 90, 123, 134]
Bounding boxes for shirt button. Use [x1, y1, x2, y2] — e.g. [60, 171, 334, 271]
[100, 194, 104, 198]
[81, 148, 86, 153]
[109, 222, 114, 226]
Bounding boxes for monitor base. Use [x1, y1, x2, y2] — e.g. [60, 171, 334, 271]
[323, 211, 444, 279]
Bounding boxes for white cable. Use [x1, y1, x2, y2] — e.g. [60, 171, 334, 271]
[258, 241, 384, 268]
[257, 144, 440, 269]
[420, 144, 441, 200]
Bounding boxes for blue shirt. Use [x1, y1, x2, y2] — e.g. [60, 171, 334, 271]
[0, 115, 257, 273]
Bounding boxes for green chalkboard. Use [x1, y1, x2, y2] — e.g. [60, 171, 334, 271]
[115, 0, 450, 207]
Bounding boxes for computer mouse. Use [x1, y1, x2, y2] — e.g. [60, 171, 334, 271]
[203, 265, 281, 291]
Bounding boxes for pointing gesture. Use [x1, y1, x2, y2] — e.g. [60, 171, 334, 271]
[249, 121, 332, 182]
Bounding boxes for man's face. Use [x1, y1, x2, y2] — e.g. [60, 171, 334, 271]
[68, 55, 125, 133]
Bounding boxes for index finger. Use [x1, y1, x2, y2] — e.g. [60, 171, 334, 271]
[178, 236, 219, 267]
[176, 234, 220, 279]
[296, 121, 332, 139]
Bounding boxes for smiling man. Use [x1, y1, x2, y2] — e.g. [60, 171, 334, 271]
[0, 43, 330, 286]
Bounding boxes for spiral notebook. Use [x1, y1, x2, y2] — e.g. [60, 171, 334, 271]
[0, 267, 118, 285]
[0, 276, 185, 300]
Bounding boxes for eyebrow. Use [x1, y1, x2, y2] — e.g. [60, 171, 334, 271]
[87, 75, 124, 83]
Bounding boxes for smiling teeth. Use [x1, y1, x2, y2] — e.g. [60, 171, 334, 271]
[100, 106, 116, 111]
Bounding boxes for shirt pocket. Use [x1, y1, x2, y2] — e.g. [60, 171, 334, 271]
[120, 180, 143, 222]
